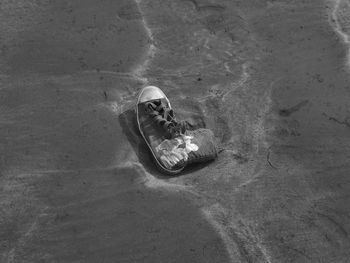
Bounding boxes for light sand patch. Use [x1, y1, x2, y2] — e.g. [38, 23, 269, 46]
[132, 0, 157, 79]
[329, 0, 350, 67]
[122, 161, 193, 191]
[202, 203, 273, 263]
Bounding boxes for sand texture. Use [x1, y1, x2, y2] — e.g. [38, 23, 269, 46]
[1, 0, 350, 262]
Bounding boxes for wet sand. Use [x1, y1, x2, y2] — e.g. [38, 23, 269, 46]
[1, 0, 350, 262]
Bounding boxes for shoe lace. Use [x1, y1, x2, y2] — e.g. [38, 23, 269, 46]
[145, 100, 186, 138]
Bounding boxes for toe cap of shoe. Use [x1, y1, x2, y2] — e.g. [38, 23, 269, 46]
[138, 86, 166, 103]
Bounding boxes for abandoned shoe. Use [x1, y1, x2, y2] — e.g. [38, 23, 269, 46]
[137, 86, 218, 175]
[136, 86, 194, 175]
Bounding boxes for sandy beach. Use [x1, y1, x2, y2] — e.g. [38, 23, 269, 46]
[1, 0, 350, 262]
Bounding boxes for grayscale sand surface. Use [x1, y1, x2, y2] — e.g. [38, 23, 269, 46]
[1, 0, 350, 262]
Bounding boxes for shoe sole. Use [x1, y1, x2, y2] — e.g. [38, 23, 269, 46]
[136, 86, 185, 175]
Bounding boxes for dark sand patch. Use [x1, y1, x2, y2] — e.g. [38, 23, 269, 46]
[0, 0, 150, 74]
[0, 73, 141, 172]
[5, 167, 229, 263]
